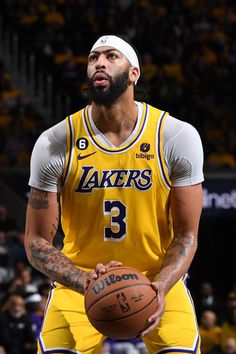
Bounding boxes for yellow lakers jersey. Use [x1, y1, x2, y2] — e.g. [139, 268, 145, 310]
[60, 103, 173, 279]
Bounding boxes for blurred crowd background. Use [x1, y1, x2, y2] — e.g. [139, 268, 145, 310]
[0, 0, 236, 169]
[0, 1, 236, 354]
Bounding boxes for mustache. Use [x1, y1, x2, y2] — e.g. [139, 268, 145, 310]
[92, 70, 111, 81]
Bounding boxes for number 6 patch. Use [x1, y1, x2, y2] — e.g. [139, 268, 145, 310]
[76, 137, 89, 150]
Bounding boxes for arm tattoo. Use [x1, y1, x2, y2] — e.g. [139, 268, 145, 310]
[29, 240, 85, 292]
[156, 233, 196, 291]
[169, 234, 194, 257]
[28, 190, 85, 291]
[29, 188, 49, 209]
[164, 232, 195, 266]
[50, 223, 58, 238]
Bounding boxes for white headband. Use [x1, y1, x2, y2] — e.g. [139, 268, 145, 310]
[90, 35, 140, 84]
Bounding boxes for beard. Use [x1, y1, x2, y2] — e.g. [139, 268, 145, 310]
[86, 69, 130, 106]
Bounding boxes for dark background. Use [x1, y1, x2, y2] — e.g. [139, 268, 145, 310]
[189, 216, 235, 297]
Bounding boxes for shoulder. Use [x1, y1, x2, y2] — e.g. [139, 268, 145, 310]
[163, 115, 202, 145]
[34, 119, 67, 150]
[162, 114, 204, 187]
[29, 119, 67, 193]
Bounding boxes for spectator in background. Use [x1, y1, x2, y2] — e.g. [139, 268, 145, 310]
[225, 292, 236, 312]
[38, 279, 51, 298]
[4, 123, 28, 165]
[0, 204, 18, 235]
[195, 281, 223, 322]
[0, 294, 36, 354]
[0, 231, 15, 303]
[25, 292, 46, 341]
[221, 306, 236, 351]
[207, 142, 236, 169]
[0, 128, 6, 154]
[12, 260, 32, 281]
[0, 231, 11, 275]
[199, 309, 222, 354]
[10, 231, 29, 263]
[8, 267, 38, 297]
[0, 205, 29, 267]
[223, 337, 236, 354]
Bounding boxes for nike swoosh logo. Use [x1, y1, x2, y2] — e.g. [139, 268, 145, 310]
[77, 151, 97, 160]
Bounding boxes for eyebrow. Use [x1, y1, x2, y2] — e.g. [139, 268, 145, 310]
[89, 49, 121, 56]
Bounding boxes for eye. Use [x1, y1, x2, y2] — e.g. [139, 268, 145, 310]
[88, 54, 97, 62]
[107, 52, 117, 60]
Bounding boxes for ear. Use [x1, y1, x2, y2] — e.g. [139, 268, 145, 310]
[129, 67, 139, 84]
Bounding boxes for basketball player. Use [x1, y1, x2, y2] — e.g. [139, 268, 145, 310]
[24, 35, 204, 354]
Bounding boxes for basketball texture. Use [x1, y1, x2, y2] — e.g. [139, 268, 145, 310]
[84, 266, 158, 339]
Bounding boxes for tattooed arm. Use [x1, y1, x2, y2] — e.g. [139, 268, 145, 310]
[141, 183, 203, 336]
[156, 184, 203, 293]
[24, 187, 96, 293]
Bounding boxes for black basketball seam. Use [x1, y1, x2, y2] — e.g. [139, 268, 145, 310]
[87, 286, 157, 321]
[85, 282, 152, 312]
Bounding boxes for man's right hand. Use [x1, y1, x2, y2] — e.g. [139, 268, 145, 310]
[83, 260, 122, 290]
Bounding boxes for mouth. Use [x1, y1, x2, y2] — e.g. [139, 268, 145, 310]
[93, 72, 109, 86]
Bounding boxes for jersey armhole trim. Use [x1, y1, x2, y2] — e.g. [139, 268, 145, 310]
[157, 112, 172, 189]
[62, 115, 74, 187]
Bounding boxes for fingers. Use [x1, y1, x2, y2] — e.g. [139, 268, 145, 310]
[82, 269, 97, 291]
[108, 260, 122, 267]
[151, 282, 158, 293]
[140, 318, 158, 337]
[140, 307, 163, 336]
[140, 291, 165, 337]
[84, 261, 123, 291]
[95, 260, 123, 275]
[95, 263, 106, 274]
[90, 269, 98, 280]
[83, 278, 90, 291]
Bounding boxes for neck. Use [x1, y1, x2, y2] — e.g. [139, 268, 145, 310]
[91, 96, 138, 146]
[92, 97, 137, 130]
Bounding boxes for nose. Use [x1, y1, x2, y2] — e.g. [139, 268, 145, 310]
[95, 53, 107, 69]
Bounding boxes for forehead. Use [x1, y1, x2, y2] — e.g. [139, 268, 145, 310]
[11, 297, 24, 305]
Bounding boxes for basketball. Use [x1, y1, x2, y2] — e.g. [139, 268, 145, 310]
[84, 266, 158, 339]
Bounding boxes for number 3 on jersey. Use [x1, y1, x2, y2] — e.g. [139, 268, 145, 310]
[104, 200, 127, 241]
